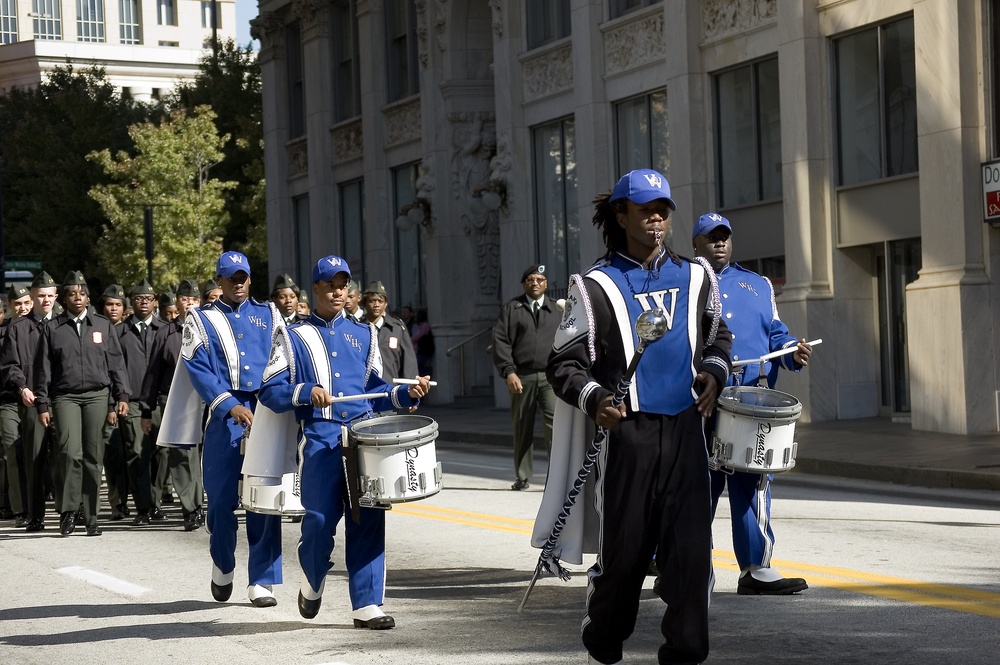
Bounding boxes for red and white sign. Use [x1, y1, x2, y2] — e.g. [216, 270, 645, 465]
[982, 160, 1000, 222]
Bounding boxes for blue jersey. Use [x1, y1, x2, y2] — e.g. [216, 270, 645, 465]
[717, 263, 798, 388]
[258, 311, 415, 447]
[181, 297, 281, 419]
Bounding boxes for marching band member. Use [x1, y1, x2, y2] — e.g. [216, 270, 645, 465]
[180, 251, 284, 607]
[258, 255, 431, 628]
[537, 170, 731, 665]
[692, 213, 811, 595]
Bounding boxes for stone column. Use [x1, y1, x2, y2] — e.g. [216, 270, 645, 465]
[905, 0, 995, 433]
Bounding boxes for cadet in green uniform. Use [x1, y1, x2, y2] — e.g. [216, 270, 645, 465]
[35, 271, 130, 536]
[1, 286, 32, 524]
[99, 284, 131, 520]
[140, 279, 205, 531]
[271, 274, 303, 326]
[362, 281, 418, 382]
[1, 272, 57, 531]
[118, 280, 164, 525]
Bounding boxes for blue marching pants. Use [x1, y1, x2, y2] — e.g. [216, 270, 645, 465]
[202, 399, 282, 586]
[298, 434, 385, 610]
[709, 468, 774, 569]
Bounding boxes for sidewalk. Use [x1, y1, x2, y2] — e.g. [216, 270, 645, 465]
[418, 402, 1000, 493]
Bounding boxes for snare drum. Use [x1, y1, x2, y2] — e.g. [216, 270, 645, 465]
[348, 414, 443, 506]
[240, 472, 305, 516]
[709, 386, 802, 474]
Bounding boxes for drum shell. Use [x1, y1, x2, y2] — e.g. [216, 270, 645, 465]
[240, 472, 305, 516]
[711, 386, 801, 474]
[349, 414, 442, 505]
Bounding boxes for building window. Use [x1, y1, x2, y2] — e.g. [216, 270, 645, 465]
[526, 0, 569, 50]
[32, 0, 62, 39]
[119, 0, 140, 44]
[610, 0, 661, 20]
[0, 0, 17, 45]
[287, 21, 305, 139]
[835, 16, 917, 186]
[292, 195, 311, 291]
[339, 179, 366, 286]
[76, 0, 104, 42]
[385, 0, 419, 102]
[156, 0, 174, 26]
[532, 117, 578, 299]
[615, 89, 668, 176]
[332, 0, 360, 121]
[158, 40, 178, 46]
[201, 0, 221, 29]
[715, 57, 782, 207]
[393, 163, 426, 310]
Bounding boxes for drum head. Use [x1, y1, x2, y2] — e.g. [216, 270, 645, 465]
[349, 414, 439, 448]
[717, 386, 802, 420]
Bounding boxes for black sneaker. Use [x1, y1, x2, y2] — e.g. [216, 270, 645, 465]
[150, 507, 166, 521]
[132, 511, 150, 526]
[110, 505, 127, 521]
[510, 479, 530, 491]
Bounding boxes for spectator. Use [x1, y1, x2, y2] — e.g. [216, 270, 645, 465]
[410, 308, 435, 378]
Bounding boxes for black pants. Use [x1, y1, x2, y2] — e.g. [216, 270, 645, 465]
[583, 407, 712, 665]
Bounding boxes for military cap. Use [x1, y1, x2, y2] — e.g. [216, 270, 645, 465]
[30, 271, 56, 289]
[271, 273, 298, 294]
[201, 279, 218, 299]
[521, 264, 546, 283]
[7, 285, 30, 301]
[157, 292, 175, 310]
[348, 279, 361, 293]
[297, 289, 309, 305]
[176, 279, 200, 298]
[101, 284, 126, 302]
[363, 280, 388, 297]
[130, 279, 155, 296]
[63, 271, 87, 288]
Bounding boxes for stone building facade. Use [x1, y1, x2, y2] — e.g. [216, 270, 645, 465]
[255, 0, 1000, 435]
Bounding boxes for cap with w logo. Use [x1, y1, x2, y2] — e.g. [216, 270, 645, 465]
[216, 251, 251, 279]
[609, 168, 676, 210]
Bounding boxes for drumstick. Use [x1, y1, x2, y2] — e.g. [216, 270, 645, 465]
[731, 339, 822, 367]
[328, 391, 391, 403]
[392, 378, 439, 386]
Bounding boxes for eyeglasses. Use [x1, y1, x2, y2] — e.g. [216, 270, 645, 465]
[132, 296, 155, 303]
[524, 277, 547, 284]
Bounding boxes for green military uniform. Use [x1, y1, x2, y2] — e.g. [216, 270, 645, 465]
[98, 284, 130, 519]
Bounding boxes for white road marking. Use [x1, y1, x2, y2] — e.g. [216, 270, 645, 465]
[56, 566, 151, 596]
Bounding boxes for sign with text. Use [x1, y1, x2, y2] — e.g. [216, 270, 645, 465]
[983, 159, 1000, 222]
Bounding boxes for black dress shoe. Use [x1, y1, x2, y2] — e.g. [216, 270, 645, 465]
[14, 513, 29, 528]
[298, 591, 322, 619]
[183, 512, 201, 531]
[59, 511, 77, 536]
[250, 595, 277, 608]
[110, 505, 127, 521]
[0, 507, 14, 519]
[510, 479, 530, 491]
[211, 580, 233, 602]
[353, 615, 395, 630]
[150, 507, 166, 521]
[737, 574, 808, 596]
[86, 524, 102, 537]
[132, 511, 150, 525]
[25, 518, 44, 532]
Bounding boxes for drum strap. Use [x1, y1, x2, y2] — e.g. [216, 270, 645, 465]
[341, 423, 362, 524]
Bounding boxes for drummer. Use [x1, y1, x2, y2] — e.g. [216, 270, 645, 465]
[693, 212, 812, 595]
[258, 255, 431, 628]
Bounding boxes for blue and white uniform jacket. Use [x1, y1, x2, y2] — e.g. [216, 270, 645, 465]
[181, 297, 283, 419]
[547, 251, 732, 419]
[258, 311, 416, 448]
[717, 262, 799, 388]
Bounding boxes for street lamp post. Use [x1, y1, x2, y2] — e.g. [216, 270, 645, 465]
[143, 206, 154, 285]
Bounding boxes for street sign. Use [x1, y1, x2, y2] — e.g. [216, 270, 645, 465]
[982, 159, 1000, 222]
[5, 260, 42, 270]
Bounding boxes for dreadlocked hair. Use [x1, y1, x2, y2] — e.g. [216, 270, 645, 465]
[592, 191, 627, 258]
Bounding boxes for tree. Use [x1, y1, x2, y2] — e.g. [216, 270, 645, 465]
[167, 40, 268, 284]
[88, 106, 237, 289]
[0, 65, 150, 284]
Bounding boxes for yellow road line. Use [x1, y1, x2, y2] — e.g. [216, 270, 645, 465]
[392, 504, 1000, 618]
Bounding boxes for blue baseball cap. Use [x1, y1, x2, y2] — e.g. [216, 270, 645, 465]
[609, 169, 676, 209]
[216, 251, 251, 278]
[312, 255, 351, 283]
[692, 212, 732, 239]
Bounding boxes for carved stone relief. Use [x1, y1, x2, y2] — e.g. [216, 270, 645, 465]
[702, 0, 777, 39]
[385, 100, 422, 147]
[414, 0, 448, 68]
[332, 120, 363, 163]
[287, 138, 309, 178]
[522, 44, 573, 103]
[249, 11, 285, 54]
[605, 12, 665, 75]
[450, 112, 499, 298]
[489, 0, 502, 37]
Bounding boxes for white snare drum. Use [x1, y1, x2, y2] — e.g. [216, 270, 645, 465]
[240, 472, 305, 516]
[348, 414, 443, 507]
[709, 386, 802, 474]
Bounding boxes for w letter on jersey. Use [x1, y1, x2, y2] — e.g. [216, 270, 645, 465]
[633, 289, 678, 330]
